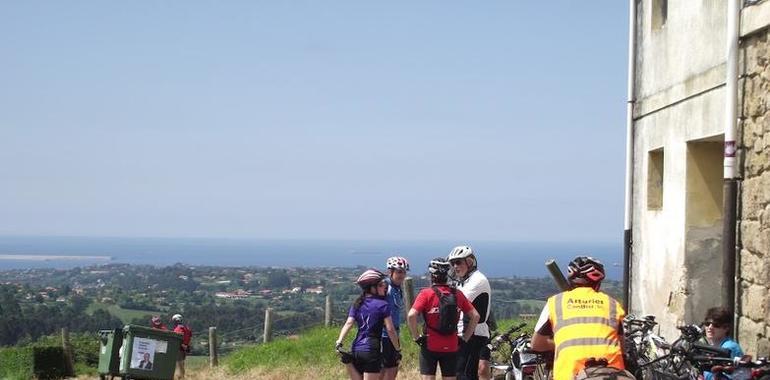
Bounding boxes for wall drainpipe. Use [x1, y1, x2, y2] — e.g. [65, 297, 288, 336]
[623, 0, 638, 312]
[723, 0, 739, 329]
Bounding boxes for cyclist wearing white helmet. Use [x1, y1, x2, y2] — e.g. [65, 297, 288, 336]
[336, 269, 402, 380]
[448, 245, 492, 380]
[381, 256, 409, 380]
[171, 313, 192, 379]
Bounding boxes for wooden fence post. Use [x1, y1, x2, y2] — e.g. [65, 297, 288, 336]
[209, 326, 218, 367]
[403, 277, 415, 319]
[263, 308, 273, 343]
[325, 295, 333, 327]
[61, 327, 74, 376]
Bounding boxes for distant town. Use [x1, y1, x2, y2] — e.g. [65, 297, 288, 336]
[0, 263, 621, 350]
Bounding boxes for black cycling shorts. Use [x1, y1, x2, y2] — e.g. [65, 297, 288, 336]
[479, 337, 491, 361]
[419, 346, 457, 376]
[352, 350, 382, 374]
[381, 337, 399, 368]
[457, 334, 487, 379]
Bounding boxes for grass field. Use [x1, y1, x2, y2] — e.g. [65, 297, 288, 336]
[86, 302, 163, 324]
[207, 318, 534, 380]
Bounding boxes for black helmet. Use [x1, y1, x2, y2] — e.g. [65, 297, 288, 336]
[428, 257, 451, 276]
[567, 256, 605, 286]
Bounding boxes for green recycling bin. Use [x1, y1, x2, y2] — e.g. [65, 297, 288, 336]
[119, 325, 182, 380]
[98, 329, 124, 379]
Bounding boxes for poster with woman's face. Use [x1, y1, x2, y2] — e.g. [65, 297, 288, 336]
[130, 337, 157, 370]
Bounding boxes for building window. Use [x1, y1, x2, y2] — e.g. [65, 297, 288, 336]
[652, 0, 668, 30]
[647, 148, 664, 210]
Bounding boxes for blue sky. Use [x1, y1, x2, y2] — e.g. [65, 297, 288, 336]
[0, 1, 629, 242]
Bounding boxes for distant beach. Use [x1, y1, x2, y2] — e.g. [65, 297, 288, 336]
[0, 254, 111, 261]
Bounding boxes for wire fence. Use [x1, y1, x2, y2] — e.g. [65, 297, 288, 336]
[193, 308, 347, 356]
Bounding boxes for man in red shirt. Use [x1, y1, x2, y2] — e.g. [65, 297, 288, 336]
[408, 258, 480, 380]
[171, 314, 192, 379]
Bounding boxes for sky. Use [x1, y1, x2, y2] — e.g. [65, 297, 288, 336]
[0, 1, 630, 242]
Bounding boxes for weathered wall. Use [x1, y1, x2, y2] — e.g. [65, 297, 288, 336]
[632, 0, 770, 345]
[737, 26, 770, 357]
[630, 0, 728, 339]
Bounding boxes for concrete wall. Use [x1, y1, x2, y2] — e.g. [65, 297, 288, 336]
[631, 0, 770, 354]
[737, 24, 770, 357]
[630, 0, 728, 339]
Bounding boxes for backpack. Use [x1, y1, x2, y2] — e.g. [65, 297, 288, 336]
[427, 286, 459, 335]
[575, 366, 636, 380]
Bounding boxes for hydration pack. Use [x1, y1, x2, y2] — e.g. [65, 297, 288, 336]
[428, 286, 459, 335]
[575, 366, 636, 380]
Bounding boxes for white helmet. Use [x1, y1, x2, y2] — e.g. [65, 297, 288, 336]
[448, 245, 474, 260]
[172, 314, 183, 323]
[386, 256, 410, 271]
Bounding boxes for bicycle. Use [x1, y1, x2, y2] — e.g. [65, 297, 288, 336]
[708, 356, 770, 380]
[488, 322, 553, 380]
[637, 324, 732, 380]
[623, 314, 670, 379]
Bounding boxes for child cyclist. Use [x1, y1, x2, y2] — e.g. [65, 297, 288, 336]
[336, 269, 402, 380]
[381, 256, 409, 380]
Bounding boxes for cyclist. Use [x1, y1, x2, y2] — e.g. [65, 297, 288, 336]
[150, 315, 167, 330]
[380, 256, 409, 380]
[531, 256, 628, 380]
[448, 245, 492, 380]
[408, 257, 480, 380]
[702, 306, 743, 380]
[336, 269, 402, 380]
[171, 314, 192, 380]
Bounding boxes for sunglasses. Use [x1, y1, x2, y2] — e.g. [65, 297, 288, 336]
[703, 321, 727, 328]
[450, 259, 465, 266]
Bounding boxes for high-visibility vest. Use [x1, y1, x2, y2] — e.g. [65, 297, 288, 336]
[547, 287, 625, 380]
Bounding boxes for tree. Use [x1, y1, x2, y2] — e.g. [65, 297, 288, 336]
[265, 271, 291, 288]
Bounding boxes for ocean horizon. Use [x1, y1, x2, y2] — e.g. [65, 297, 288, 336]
[0, 236, 623, 280]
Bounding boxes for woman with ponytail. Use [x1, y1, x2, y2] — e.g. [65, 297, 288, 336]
[335, 269, 402, 380]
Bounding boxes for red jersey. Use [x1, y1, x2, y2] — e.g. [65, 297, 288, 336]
[173, 324, 193, 351]
[411, 284, 475, 352]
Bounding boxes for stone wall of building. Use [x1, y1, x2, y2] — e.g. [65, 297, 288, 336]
[737, 27, 770, 357]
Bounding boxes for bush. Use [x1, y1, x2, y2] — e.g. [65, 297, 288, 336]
[0, 346, 33, 380]
[32, 346, 68, 379]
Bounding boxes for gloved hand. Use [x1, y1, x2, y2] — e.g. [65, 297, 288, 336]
[414, 335, 427, 347]
[335, 341, 343, 351]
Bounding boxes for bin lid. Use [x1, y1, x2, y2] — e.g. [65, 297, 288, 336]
[123, 324, 184, 341]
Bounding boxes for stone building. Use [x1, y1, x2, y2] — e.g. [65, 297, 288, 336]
[626, 0, 770, 355]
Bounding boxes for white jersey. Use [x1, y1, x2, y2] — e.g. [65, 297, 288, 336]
[457, 269, 492, 337]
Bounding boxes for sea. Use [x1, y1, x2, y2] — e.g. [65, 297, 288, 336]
[0, 236, 623, 280]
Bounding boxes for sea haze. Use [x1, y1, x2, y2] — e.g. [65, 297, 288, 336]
[0, 236, 622, 280]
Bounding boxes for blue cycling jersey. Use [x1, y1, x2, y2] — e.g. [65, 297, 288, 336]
[382, 277, 404, 338]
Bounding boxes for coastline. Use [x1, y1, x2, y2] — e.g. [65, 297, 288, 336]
[0, 254, 112, 261]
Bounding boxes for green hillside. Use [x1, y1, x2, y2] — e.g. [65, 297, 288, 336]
[222, 318, 533, 380]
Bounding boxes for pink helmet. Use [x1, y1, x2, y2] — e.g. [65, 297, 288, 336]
[356, 269, 385, 289]
[386, 256, 410, 271]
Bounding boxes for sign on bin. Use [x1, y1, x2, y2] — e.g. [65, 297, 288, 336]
[130, 337, 157, 371]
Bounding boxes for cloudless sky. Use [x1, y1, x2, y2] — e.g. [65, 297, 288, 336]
[0, 1, 629, 242]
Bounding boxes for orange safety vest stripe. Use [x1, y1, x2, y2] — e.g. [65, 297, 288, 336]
[547, 287, 625, 380]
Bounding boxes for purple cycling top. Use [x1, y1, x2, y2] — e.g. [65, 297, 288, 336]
[348, 296, 390, 352]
